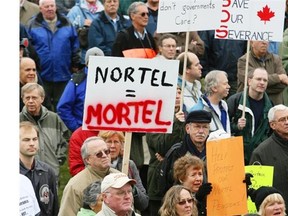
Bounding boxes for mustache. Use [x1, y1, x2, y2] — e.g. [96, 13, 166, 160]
[196, 134, 206, 138]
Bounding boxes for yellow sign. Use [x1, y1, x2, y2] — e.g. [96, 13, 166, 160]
[245, 165, 274, 214]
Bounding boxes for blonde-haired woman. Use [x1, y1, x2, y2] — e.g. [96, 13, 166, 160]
[249, 186, 286, 216]
[159, 185, 198, 216]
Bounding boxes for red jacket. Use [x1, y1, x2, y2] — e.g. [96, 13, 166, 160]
[68, 127, 98, 176]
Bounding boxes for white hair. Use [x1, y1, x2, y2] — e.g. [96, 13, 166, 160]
[39, 0, 56, 6]
[268, 104, 288, 122]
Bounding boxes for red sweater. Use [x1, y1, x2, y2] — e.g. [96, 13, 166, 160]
[68, 127, 99, 176]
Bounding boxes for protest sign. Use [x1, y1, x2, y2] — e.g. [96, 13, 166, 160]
[215, 0, 285, 42]
[157, 0, 222, 33]
[82, 56, 179, 133]
[207, 136, 247, 215]
[245, 165, 274, 213]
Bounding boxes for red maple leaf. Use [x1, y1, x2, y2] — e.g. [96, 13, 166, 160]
[257, 5, 275, 24]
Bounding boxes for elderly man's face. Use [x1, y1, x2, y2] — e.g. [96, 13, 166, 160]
[40, 0, 56, 21]
[104, 0, 119, 16]
[251, 40, 269, 57]
[86, 141, 111, 171]
[213, 72, 230, 99]
[185, 122, 210, 145]
[270, 109, 288, 138]
[131, 5, 149, 27]
[102, 183, 134, 215]
[22, 89, 44, 116]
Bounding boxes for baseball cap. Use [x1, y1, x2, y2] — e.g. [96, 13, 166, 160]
[101, 172, 136, 193]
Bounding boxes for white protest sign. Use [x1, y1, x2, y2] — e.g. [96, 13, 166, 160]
[157, 0, 222, 33]
[215, 0, 285, 42]
[82, 56, 179, 133]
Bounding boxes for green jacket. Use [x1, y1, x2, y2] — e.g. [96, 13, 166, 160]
[227, 92, 273, 164]
[20, 105, 69, 177]
[146, 117, 185, 200]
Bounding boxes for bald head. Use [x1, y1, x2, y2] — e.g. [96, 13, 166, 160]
[20, 57, 37, 85]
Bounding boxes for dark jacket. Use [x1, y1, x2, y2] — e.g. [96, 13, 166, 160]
[198, 30, 246, 81]
[227, 92, 273, 164]
[250, 132, 288, 215]
[111, 25, 157, 57]
[88, 11, 131, 56]
[20, 159, 59, 216]
[146, 117, 185, 200]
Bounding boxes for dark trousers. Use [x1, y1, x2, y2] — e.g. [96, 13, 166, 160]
[141, 200, 162, 216]
[42, 81, 68, 112]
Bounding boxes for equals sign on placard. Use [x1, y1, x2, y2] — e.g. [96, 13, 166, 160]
[126, 89, 136, 97]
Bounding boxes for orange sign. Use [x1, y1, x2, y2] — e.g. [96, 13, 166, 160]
[206, 136, 248, 216]
[122, 48, 157, 58]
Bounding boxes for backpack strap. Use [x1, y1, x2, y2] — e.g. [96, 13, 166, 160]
[78, 6, 87, 19]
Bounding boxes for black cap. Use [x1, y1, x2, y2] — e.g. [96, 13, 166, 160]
[185, 110, 212, 124]
[250, 186, 281, 211]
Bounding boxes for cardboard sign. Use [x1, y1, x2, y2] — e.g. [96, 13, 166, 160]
[82, 56, 179, 133]
[245, 165, 274, 214]
[207, 136, 248, 216]
[157, 0, 222, 33]
[215, 0, 285, 42]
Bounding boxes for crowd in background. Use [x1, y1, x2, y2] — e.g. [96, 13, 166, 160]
[19, 0, 288, 215]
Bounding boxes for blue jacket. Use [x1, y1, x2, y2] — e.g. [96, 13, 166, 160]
[88, 10, 131, 56]
[67, 0, 104, 28]
[146, 7, 158, 36]
[67, 0, 104, 63]
[57, 68, 87, 132]
[28, 12, 81, 82]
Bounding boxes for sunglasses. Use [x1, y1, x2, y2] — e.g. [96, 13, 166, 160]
[178, 198, 194, 205]
[94, 149, 111, 158]
[139, 12, 149, 17]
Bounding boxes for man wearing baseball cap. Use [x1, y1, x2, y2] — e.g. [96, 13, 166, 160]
[97, 172, 140, 216]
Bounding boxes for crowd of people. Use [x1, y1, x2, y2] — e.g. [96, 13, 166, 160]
[18, 0, 288, 215]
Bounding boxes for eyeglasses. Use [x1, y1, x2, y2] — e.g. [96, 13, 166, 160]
[178, 198, 194, 205]
[275, 116, 288, 123]
[138, 12, 149, 17]
[93, 149, 110, 158]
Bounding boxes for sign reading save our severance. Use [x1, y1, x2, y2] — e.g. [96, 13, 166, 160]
[82, 56, 179, 133]
[215, 0, 285, 41]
